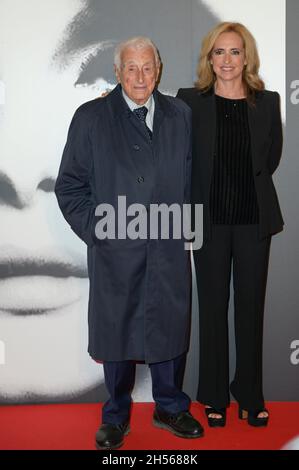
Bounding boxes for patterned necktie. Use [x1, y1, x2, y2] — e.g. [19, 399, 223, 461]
[133, 106, 152, 140]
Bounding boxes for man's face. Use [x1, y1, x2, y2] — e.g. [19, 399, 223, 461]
[115, 46, 160, 105]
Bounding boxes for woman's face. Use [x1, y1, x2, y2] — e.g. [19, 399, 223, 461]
[210, 31, 247, 86]
[0, 0, 111, 401]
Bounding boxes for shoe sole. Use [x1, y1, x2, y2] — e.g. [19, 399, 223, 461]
[95, 426, 130, 450]
[247, 419, 268, 427]
[153, 418, 204, 439]
[208, 420, 226, 428]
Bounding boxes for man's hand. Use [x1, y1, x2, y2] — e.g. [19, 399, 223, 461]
[100, 90, 110, 98]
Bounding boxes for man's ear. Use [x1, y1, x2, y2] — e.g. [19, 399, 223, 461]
[156, 65, 160, 81]
[156, 63, 162, 84]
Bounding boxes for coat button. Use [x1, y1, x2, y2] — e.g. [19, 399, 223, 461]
[256, 170, 262, 176]
[133, 144, 140, 151]
[137, 176, 144, 183]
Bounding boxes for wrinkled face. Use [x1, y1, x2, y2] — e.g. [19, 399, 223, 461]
[210, 31, 247, 84]
[115, 46, 160, 105]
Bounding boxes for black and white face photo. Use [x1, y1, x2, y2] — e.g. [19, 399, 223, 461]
[0, 0, 217, 403]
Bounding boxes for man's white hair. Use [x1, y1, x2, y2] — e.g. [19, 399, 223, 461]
[114, 36, 160, 69]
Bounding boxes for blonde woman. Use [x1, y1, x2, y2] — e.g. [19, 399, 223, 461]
[177, 22, 283, 428]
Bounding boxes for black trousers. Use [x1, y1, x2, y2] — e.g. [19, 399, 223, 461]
[193, 225, 271, 410]
[102, 353, 190, 424]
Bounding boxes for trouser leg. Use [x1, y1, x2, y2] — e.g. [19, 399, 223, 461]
[102, 360, 136, 424]
[150, 353, 190, 414]
[230, 225, 271, 410]
[193, 225, 232, 408]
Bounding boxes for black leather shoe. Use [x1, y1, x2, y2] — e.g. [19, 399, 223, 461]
[95, 422, 130, 450]
[153, 408, 204, 439]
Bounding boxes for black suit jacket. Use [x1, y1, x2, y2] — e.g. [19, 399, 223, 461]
[177, 87, 284, 240]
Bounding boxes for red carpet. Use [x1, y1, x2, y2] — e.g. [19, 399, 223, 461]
[0, 402, 298, 450]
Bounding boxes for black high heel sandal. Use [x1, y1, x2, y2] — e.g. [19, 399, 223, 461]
[205, 407, 226, 427]
[238, 406, 269, 427]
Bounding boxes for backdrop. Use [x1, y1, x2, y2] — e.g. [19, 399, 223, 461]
[0, 0, 297, 404]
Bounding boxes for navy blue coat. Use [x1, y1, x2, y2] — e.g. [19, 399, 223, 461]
[55, 85, 192, 363]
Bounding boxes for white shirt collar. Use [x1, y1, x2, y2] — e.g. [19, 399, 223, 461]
[121, 88, 155, 131]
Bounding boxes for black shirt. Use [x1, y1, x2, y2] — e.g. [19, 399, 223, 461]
[210, 95, 259, 224]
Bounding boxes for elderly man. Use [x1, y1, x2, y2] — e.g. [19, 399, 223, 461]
[55, 36, 203, 450]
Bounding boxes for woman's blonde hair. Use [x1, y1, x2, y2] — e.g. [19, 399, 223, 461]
[195, 22, 264, 102]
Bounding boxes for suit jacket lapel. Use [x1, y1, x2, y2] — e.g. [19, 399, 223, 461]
[197, 89, 216, 179]
[247, 93, 266, 173]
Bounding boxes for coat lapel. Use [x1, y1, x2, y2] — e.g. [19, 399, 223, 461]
[247, 93, 268, 173]
[153, 93, 165, 136]
[197, 89, 216, 178]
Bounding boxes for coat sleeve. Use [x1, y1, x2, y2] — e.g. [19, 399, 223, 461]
[55, 107, 97, 247]
[176, 90, 192, 203]
[268, 92, 283, 175]
[176, 90, 195, 237]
